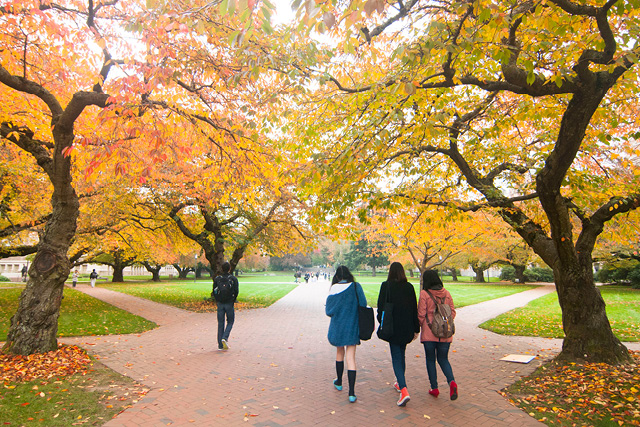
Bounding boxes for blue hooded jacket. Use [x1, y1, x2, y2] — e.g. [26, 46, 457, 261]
[326, 281, 367, 346]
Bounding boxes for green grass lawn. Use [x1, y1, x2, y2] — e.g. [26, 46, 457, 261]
[480, 285, 640, 342]
[99, 272, 527, 311]
[0, 281, 27, 288]
[102, 279, 297, 312]
[359, 281, 537, 308]
[0, 288, 156, 341]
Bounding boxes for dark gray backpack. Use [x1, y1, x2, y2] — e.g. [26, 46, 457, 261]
[214, 275, 235, 303]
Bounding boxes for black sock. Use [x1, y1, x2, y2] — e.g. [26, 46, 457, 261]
[335, 361, 344, 385]
[347, 370, 356, 396]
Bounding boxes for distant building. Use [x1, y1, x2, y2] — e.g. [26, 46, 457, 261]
[0, 256, 179, 281]
[0, 256, 29, 281]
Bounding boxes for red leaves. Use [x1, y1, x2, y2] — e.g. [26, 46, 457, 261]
[1, 344, 92, 384]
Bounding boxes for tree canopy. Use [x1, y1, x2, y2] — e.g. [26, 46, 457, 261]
[288, 0, 640, 363]
[1, 0, 639, 365]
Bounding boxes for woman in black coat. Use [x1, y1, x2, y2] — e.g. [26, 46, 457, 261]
[376, 262, 420, 406]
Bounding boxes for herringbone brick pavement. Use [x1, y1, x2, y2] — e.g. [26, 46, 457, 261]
[63, 281, 639, 426]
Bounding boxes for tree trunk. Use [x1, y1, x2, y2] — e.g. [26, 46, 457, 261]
[554, 267, 629, 363]
[112, 266, 124, 282]
[472, 266, 485, 283]
[173, 264, 190, 279]
[514, 264, 526, 283]
[450, 269, 458, 282]
[143, 262, 161, 282]
[2, 131, 78, 355]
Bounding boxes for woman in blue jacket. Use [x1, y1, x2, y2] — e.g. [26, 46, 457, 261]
[326, 265, 367, 403]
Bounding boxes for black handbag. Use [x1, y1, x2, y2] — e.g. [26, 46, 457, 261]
[354, 283, 374, 341]
[376, 283, 394, 341]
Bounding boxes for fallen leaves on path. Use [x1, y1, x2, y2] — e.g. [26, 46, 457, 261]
[1, 345, 91, 383]
[502, 351, 640, 426]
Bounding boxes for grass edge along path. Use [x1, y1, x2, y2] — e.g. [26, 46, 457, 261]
[0, 288, 156, 341]
[480, 285, 640, 342]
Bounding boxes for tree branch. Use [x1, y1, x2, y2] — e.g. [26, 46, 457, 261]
[0, 64, 63, 118]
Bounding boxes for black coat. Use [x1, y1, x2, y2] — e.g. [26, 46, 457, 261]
[376, 280, 420, 345]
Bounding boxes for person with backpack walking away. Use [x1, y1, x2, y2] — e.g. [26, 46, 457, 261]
[89, 269, 98, 288]
[376, 262, 420, 407]
[418, 270, 458, 400]
[212, 261, 239, 351]
[326, 265, 368, 403]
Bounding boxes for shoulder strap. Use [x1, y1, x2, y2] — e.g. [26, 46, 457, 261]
[425, 289, 439, 305]
[353, 283, 361, 306]
[425, 289, 439, 327]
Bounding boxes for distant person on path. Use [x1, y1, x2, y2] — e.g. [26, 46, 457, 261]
[212, 261, 239, 351]
[89, 269, 98, 288]
[326, 265, 367, 403]
[418, 270, 458, 400]
[72, 270, 79, 288]
[376, 262, 420, 406]
[21, 265, 28, 282]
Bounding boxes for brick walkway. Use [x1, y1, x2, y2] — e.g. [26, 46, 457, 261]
[61, 282, 636, 427]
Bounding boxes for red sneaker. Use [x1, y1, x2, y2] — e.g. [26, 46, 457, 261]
[450, 381, 458, 400]
[397, 387, 410, 406]
[393, 382, 401, 393]
[428, 388, 439, 397]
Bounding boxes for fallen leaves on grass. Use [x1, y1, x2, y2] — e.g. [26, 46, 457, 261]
[1, 345, 91, 383]
[502, 351, 640, 426]
[181, 301, 264, 313]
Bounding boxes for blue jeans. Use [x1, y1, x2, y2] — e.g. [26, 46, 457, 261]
[389, 342, 407, 389]
[217, 302, 235, 348]
[423, 341, 455, 390]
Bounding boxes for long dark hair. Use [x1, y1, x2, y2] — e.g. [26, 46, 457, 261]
[422, 270, 443, 290]
[332, 265, 355, 285]
[387, 262, 407, 282]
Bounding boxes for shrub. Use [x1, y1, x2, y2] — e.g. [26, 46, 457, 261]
[524, 267, 554, 283]
[500, 266, 515, 281]
[0, 275, 10, 282]
[596, 259, 639, 286]
[628, 265, 640, 289]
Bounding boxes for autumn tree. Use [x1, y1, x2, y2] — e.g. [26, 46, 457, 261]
[0, 1, 135, 355]
[0, 112, 53, 258]
[292, 0, 640, 363]
[365, 207, 484, 279]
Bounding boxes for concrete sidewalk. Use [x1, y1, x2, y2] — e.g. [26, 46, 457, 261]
[60, 283, 618, 426]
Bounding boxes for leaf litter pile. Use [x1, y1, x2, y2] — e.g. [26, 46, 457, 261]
[1, 345, 91, 383]
[1, 344, 149, 425]
[502, 351, 640, 426]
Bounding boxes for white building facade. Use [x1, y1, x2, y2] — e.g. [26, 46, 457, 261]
[0, 256, 179, 281]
